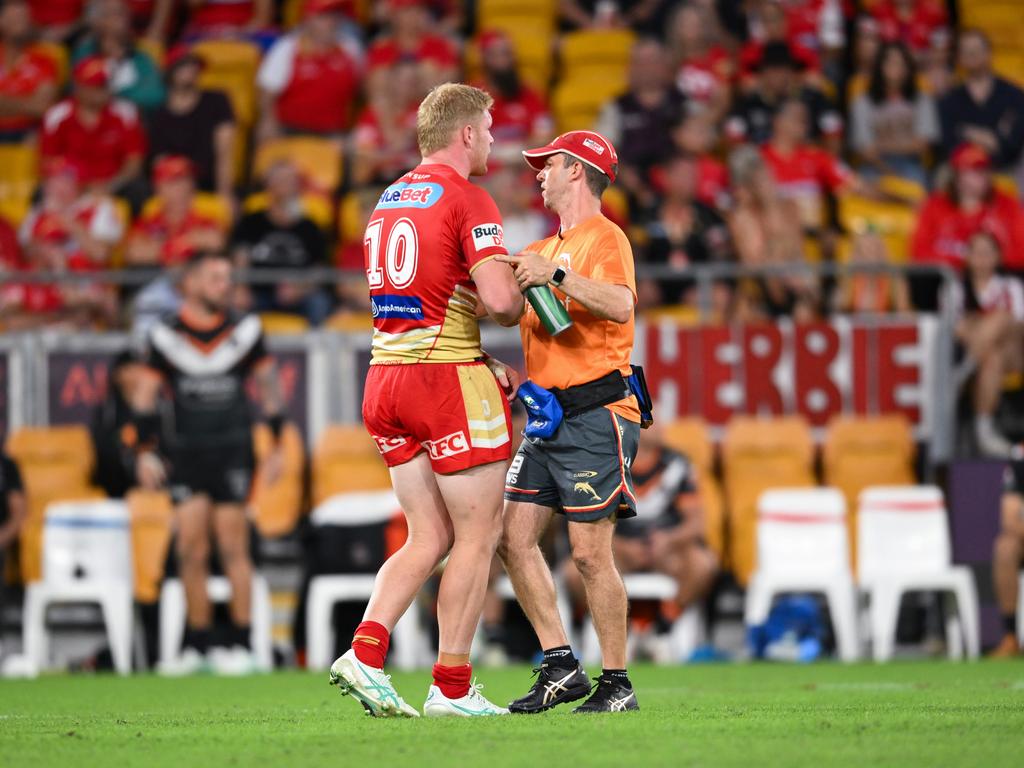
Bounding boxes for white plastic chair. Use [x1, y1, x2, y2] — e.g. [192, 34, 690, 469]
[159, 575, 273, 671]
[23, 500, 134, 675]
[580, 573, 704, 664]
[305, 490, 429, 671]
[745, 488, 860, 661]
[857, 486, 980, 661]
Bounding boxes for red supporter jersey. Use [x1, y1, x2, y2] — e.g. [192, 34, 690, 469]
[366, 35, 457, 72]
[872, 0, 947, 53]
[131, 208, 220, 267]
[484, 85, 552, 145]
[0, 45, 58, 132]
[276, 45, 359, 133]
[911, 191, 1024, 271]
[28, 0, 83, 27]
[40, 99, 146, 185]
[366, 163, 508, 364]
[675, 46, 732, 103]
[189, 0, 255, 29]
[762, 143, 849, 196]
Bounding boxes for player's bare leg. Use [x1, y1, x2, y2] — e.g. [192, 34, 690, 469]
[568, 518, 628, 670]
[990, 494, 1023, 657]
[210, 502, 255, 673]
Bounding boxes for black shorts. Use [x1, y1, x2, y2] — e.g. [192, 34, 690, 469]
[1004, 460, 1024, 496]
[504, 407, 640, 522]
[169, 442, 255, 505]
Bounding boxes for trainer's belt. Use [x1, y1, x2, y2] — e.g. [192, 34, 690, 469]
[549, 370, 632, 419]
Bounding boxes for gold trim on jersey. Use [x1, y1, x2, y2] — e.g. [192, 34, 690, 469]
[458, 365, 510, 449]
[370, 285, 485, 363]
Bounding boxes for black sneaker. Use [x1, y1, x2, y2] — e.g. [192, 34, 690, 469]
[508, 663, 592, 714]
[572, 675, 639, 713]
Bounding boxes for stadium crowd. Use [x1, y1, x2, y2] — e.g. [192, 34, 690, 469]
[2, 0, 1024, 668]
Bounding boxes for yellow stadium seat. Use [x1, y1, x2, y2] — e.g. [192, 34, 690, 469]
[0, 144, 39, 212]
[722, 416, 815, 584]
[838, 195, 916, 262]
[141, 192, 232, 230]
[0, 197, 30, 228]
[641, 306, 701, 325]
[243, 191, 333, 230]
[552, 76, 627, 133]
[823, 414, 915, 570]
[259, 312, 310, 335]
[478, 0, 557, 30]
[994, 174, 1019, 199]
[312, 424, 391, 506]
[35, 41, 69, 86]
[878, 175, 926, 204]
[250, 421, 306, 539]
[127, 489, 173, 602]
[324, 311, 372, 333]
[560, 28, 635, 75]
[193, 39, 261, 125]
[254, 136, 344, 197]
[338, 188, 383, 244]
[660, 419, 726, 562]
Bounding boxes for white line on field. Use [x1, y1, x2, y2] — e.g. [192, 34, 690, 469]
[813, 683, 915, 691]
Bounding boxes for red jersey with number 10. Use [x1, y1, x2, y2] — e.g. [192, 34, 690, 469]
[366, 163, 507, 364]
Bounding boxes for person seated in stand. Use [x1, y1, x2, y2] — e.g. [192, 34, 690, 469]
[0, 0, 59, 143]
[832, 229, 910, 315]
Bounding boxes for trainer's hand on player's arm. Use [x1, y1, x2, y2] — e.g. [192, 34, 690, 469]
[497, 253, 633, 324]
[495, 251, 556, 289]
[484, 356, 521, 401]
[136, 451, 166, 491]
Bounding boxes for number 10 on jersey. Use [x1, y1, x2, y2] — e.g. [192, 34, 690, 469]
[366, 217, 420, 289]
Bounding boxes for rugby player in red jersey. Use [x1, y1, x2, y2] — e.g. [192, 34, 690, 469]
[329, 83, 524, 718]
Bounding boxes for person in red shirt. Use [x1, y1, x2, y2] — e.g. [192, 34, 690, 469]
[352, 58, 425, 187]
[126, 155, 226, 267]
[472, 29, 552, 164]
[0, 0, 58, 140]
[871, 0, 947, 57]
[40, 55, 147, 198]
[667, 3, 733, 122]
[256, 0, 360, 143]
[366, 0, 457, 91]
[912, 143, 1024, 272]
[668, 110, 731, 211]
[739, 0, 822, 87]
[183, 0, 271, 37]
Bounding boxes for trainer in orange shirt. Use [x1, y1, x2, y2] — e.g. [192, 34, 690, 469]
[498, 130, 642, 714]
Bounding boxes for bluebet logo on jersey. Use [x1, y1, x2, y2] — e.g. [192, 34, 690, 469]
[377, 182, 443, 209]
[471, 223, 504, 251]
[371, 295, 424, 319]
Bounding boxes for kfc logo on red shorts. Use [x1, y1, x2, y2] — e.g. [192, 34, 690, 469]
[471, 223, 504, 251]
[423, 431, 470, 460]
[373, 435, 408, 454]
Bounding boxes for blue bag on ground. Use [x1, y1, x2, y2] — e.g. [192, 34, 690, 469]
[747, 596, 825, 662]
[517, 381, 564, 439]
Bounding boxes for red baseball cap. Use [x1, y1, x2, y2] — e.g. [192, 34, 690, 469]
[73, 56, 108, 88]
[522, 130, 619, 183]
[153, 155, 195, 184]
[951, 143, 991, 171]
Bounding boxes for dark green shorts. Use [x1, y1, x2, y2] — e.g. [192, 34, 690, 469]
[503, 407, 640, 522]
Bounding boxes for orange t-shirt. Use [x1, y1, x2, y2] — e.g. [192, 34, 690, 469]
[520, 214, 640, 423]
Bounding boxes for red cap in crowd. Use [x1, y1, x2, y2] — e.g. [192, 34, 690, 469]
[153, 155, 195, 184]
[951, 143, 991, 172]
[304, 0, 347, 16]
[73, 56, 108, 88]
[523, 130, 619, 183]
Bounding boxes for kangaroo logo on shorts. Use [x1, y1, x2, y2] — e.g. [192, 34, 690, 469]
[573, 481, 601, 501]
[424, 431, 469, 460]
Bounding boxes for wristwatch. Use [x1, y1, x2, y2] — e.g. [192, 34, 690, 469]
[550, 266, 566, 286]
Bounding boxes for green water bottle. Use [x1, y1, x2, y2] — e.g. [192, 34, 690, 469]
[526, 285, 573, 336]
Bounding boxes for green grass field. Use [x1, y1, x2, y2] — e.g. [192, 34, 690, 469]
[2, 661, 1023, 767]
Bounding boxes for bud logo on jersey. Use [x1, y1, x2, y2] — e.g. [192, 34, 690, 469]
[423, 431, 469, 460]
[582, 137, 605, 154]
[371, 295, 424, 319]
[377, 182, 443, 209]
[373, 435, 408, 454]
[472, 223, 504, 251]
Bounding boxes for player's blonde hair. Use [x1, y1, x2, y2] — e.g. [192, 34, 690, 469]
[416, 83, 494, 156]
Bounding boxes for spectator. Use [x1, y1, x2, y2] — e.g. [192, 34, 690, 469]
[727, 145, 819, 323]
[990, 455, 1024, 657]
[27, 0, 83, 41]
[911, 144, 1024, 271]
[0, 211, 20, 269]
[483, 166, 548, 257]
[871, 0, 947, 58]
[939, 29, 1024, 172]
[832, 229, 910, 315]
[917, 22, 953, 99]
[666, 2, 732, 123]
[739, 0, 821, 86]
[726, 41, 843, 149]
[21, 156, 125, 268]
[256, 0, 360, 144]
[148, 46, 236, 203]
[40, 55, 147, 199]
[667, 108, 730, 211]
[183, 0, 272, 38]
[351, 58, 423, 187]
[230, 159, 331, 324]
[0, 0, 58, 142]
[850, 41, 939, 186]
[949, 231, 1024, 458]
[761, 98, 860, 233]
[473, 29, 552, 164]
[562, 425, 719, 650]
[846, 14, 883, 104]
[365, 0, 457, 92]
[596, 37, 686, 211]
[0, 448, 26, 643]
[638, 153, 732, 308]
[125, 155, 226, 268]
[72, 0, 165, 112]
[559, 0, 675, 33]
